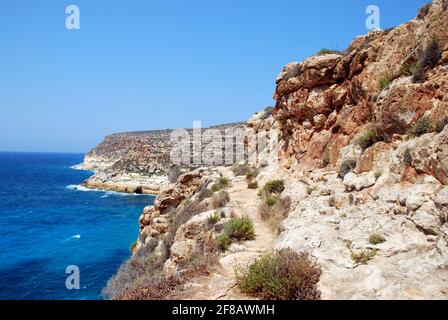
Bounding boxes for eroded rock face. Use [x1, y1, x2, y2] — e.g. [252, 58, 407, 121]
[79, 123, 245, 194]
[273, 5, 448, 170]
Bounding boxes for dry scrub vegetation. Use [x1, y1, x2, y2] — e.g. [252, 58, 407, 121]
[103, 180, 230, 300]
[236, 249, 322, 300]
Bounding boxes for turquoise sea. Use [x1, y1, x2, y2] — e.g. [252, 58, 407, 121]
[0, 152, 155, 300]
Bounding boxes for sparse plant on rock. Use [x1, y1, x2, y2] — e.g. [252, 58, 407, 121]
[317, 48, 341, 56]
[407, 116, 430, 137]
[338, 159, 357, 178]
[207, 212, 221, 225]
[211, 191, 230, 209]
[262, 180, 285, 195]
[369, 233, 386, 245]
[236, 249, 322, 300]
[217, 232, 232, 251]
[379, 73, 395, 90]
[223, 216, 255, 241]
[322, 153, 331, 167]
[403, 148, 413, 166]
[351, 249, 377, 265]
[266, 195, 279, 206]
[258, 196, 291, 230]
[435, 117, 448, 133]
[357, 129, 378, 150]
[307, 186, 317, 195]
[247, 181, 258, 189]
[374, 170, 382, 180]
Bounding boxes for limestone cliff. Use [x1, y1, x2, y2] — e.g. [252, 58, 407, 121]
[79, 123, 244, 194]
[105, 0, 448, 300]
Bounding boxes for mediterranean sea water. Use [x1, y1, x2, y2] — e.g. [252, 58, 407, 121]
[0, 152, 155, 300]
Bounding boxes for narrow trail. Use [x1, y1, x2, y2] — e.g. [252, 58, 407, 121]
[176, 175, 276, 300]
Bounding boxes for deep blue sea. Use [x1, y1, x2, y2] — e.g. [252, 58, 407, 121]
[0, 152, 155, 300]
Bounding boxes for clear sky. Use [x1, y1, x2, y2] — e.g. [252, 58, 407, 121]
[0, 0, 427, 153]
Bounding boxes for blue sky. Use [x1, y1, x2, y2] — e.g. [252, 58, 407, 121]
[0, 0, 427, 153]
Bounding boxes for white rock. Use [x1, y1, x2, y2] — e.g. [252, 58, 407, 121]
[343, 172, 376, 191]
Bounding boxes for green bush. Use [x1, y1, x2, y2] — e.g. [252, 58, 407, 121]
[368, 233, 386, 245]
[317, 48, 340, 56]
[263, 180, 285, 194]
[408, 116, 430, 137]
[403, 148, 413, 166]
[351, 249, 377, 265]
[207, 212, 221, 225]
[218, 177, 230, 187]
[379, 73, 395, 90]
[306, 186, 316, 195]
[232, 164, 251, 176]
[356, 130, 378, 149]
[374, 170, 382, 180]
[247, 181, 258, 189]
[211, 183, 222, 192]
[322, 153, 330, 167]
[245, 168, 259, 182]
[258, 197, 292, 229]
[266, 195, 279, 206]
[400, 61, 420, 77]
[223, 216, 255, 241]
[217, 232, 232, 251]
[211, 191, 230, 209]
[236, 249, 322, 300]
[338, 159, 357, 178]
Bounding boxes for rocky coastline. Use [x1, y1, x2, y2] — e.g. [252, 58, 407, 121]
[96, 0, 448, 300]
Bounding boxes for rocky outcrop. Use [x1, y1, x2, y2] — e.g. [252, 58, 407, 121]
[106, 0, 448, 300]
[79, 123, 244, 194]
[273, 1, 448, 169]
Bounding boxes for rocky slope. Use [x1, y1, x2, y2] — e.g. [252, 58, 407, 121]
[78, 123, 244, 194]
[106, 0, 448, 299]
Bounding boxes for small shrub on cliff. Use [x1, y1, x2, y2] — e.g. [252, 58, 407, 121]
[435, 117, 448, 133]
[338, 159, 357, 178]
[223, 216, 255, 241]
[351, 249, 377, 265]
[322, 153, 331, 167]
[400, 61, 420, 77]
[197, 187, 214, 202]
[217, 232, 232, 251]
[317, 48, 341, 56]
[236, 249, 322, 300]
[262, 180, 285, 195]
[379, 73, 395, 90]
[232, 164, 251, 176]
[307, 186, 317, 195]
[259, 196, 292, 230]
[245, 168, 259, 182]
[207, 212, 221, 225]
[403, 148, 413, 166]
[218, 177, 230, 187]
[211, 183, 222, 192]
[211, 191, 230, 209]
[417, 3, 432, 20]
[369, 233, 386, 245]
[266, 195, 279, 207]
[407, 116, 430, 137]
[247, 181, 258, 189]
[356, 129, 378, 150]
[413, 39, 441, 82]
